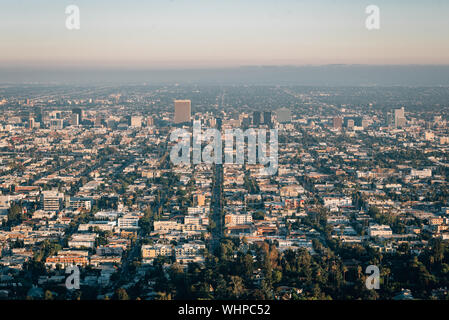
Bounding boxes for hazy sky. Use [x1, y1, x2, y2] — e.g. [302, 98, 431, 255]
[1, 0, 449, 68]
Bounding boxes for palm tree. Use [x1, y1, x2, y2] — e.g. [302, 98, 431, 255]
[343, 265, 348, 282]
[357, 265, 363, 279]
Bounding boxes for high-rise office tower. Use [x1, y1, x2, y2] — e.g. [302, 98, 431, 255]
[385, 111, 393, 126]
[94, 115, 103, 127]
[333, 117, 343, 130]
[28, 117, 35, 129]
[71, 113, 79, 126]
[35, 107, 43, 124]
[241, 116, 251, 128]
[147, 116, 154, 127]
[72, 108, 83, 123]
[216, 117, 222, 130]
[394, 107, 406, 128]
[253, 111, 262, 126]
[174, 100, 191, 124]
[263, 111, 272, 127]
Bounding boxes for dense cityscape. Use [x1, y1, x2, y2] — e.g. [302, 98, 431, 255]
[0, 84, 448, 300]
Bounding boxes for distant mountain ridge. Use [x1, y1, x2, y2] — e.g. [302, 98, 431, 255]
[1, 65, 449, 86]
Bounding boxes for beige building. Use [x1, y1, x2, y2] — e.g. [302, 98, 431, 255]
[141, 244, 173, 259]
[174, 100, 191, 124]
[41, 190, 64, 212]
[130, 116, 142, 127]
[394, 107, 406, 128]
[193, 194, 206, 207]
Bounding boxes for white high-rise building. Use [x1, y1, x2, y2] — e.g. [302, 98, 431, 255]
[394, 107, 406, 128]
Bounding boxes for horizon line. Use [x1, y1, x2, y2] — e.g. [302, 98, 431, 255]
[2, 64, 449, 71]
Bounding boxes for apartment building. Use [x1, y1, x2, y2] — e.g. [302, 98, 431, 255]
[368, 225, 393, 237]
[41, 190, 64, 212]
